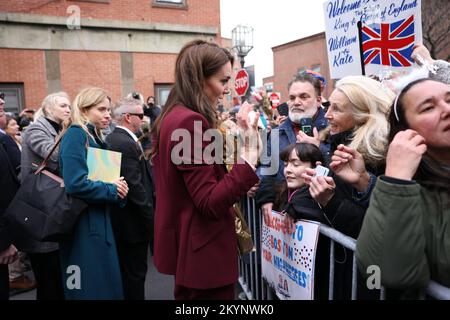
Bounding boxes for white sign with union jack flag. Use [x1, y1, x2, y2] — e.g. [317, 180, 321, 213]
[323, 0, 422, 79]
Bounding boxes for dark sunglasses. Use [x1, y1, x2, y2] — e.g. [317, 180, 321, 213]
[126, 113, 144, 120]
[0, 93, 4, 100]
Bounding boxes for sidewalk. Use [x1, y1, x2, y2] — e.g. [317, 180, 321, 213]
[10, 252, 174, 300]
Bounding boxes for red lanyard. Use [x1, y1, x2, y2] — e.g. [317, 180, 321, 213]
[287, 188, 300, 204]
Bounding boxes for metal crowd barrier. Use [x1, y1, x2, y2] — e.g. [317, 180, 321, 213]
[237, 197, 450, 300]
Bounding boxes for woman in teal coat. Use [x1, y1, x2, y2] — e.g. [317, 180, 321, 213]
[59, 87, 129, 299]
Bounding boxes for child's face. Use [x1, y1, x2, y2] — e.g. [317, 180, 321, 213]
[284, 149, 312, 190]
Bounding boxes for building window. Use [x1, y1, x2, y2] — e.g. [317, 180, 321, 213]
[0, 84, 25, 114]
[154, 84, 172, 107]
[152, 0, 187, 9]
[264, 83, 274, 93]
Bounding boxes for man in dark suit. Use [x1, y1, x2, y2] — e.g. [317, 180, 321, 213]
[0, 101, 20, 300]
[106, 98, 154, 300]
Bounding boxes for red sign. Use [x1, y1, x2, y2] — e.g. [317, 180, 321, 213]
[234, 69, 249, 97]
[269, 92, 281, 108]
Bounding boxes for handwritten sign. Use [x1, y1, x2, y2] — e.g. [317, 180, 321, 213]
[261, 211, 320, 300]
[323, 0, 422, 79]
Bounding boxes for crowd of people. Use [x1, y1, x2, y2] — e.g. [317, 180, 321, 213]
[0, 40, 449, 301]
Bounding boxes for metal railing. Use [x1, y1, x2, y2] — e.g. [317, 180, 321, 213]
[237, 197, 450, 300]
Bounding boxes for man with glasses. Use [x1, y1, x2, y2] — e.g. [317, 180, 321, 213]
[106, 98, 154, 300]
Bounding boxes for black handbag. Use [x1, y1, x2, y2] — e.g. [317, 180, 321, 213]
[5, 134, 87, 242]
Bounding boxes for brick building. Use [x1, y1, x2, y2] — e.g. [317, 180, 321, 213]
[265, 32, 334, 104]
[0, 0, 222, 113]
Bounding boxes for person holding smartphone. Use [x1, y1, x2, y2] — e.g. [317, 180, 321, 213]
[301, 76, 395, 237]
[297, 76, 395, 300]
[256, 73, 328, 221]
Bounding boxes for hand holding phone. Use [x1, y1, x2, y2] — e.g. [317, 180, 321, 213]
[300, 118, 313, 137]
[314, 165, 329, 177]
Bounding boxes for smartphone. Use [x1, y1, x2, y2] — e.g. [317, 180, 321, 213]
[277, 102, 289, 117]
[314, 165, 329, 177]
[300, 118, 313, 136]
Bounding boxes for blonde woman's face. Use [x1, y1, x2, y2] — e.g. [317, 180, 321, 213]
[49, 96, 71, 124]
[84, 97, 112, 130]
[326, 89, 356, 135]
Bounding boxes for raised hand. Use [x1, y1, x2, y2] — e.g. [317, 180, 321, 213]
[411, 43, 435, 67]
[236, 102, 262, 167]
[296, 127, 320, 148]
[385, 130, 427, 181]
[330, 144, 370, 192]
[306, 175, 336, 207]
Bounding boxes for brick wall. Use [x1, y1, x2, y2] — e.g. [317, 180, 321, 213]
[60, 51, 122, 103]
[0, 0, 222, 109]
[133, 52, 177, 97]
[0, 49, 47, 108]
[273, 33, 333, 101]
[0, 0, 220, 28]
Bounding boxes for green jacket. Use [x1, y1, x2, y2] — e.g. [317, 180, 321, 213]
[356, 177, 450, 293]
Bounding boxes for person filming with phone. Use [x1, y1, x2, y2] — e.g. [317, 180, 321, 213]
[301, 75, 395, 238]
[256, 72, 328, 221]
[288, 75, 394, 300]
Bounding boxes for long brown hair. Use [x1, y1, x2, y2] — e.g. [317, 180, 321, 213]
[150, 40, 234, 158]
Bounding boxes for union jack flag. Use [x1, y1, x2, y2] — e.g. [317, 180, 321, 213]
[362, 15, 415, 67]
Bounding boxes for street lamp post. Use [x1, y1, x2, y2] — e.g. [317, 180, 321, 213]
[231, 25, 254, 69]
[232, 25, 253, 103]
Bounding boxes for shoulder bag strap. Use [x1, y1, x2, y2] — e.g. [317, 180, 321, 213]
[35, 133, 64, 174]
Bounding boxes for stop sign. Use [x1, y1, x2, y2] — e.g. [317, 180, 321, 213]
[234, 69, 249, 97]
[269, 92, 281, 108]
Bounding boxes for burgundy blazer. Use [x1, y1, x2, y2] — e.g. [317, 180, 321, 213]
[153, 105, 259, 289]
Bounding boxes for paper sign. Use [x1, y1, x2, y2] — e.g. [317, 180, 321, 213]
[87, 147, 121, 183]
[261, 211, 320, 300]
[323, 0, 422, 79]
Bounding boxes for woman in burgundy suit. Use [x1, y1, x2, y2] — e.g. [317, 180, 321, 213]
[151, 40, 260, 300]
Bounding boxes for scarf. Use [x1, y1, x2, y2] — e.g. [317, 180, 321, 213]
[416, 154, 450, 189]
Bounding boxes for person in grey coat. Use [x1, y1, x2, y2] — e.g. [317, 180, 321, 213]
[18, 92, 71, 300]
